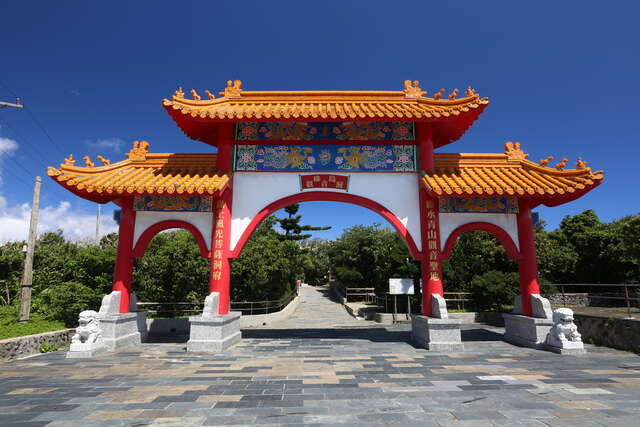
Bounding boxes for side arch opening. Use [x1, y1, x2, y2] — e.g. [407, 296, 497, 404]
[132, 220, 210, 258]
[441, 221, 521, 261]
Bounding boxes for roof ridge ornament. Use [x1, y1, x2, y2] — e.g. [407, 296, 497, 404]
[448, 88, 459, 100]
[220, 80, 243, 98]
[125, 140, 150, 162]
[190, 89, 201, 100]
[555, 157, 568, 170]
[538, 156, 554, 167]
[174, 87, 185, 99]
[575, 157, 588, 170]
[403, 80, 426, 98]
[204, 89, 216, 99]
[82, 156, 95, 168]
[97, 155, 111, 166]
[504, 141, 529, 161]
[64, 153, 75, 166]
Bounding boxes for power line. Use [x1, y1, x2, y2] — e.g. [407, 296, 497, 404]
[0, 78, 67, 157]
[0, 115, 53, 166]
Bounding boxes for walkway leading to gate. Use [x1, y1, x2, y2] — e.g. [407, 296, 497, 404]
[252, 285, 362, 329]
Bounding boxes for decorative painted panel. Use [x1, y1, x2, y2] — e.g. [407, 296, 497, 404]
[438, 197, 519, 214]
[236, 122, 415, 141]
[299, 174, 349, 191]
[234, 144, 416, 172]
[133, 195, 213, 212]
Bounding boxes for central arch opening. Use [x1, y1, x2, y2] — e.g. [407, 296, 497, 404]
[231, 199, 421, 339]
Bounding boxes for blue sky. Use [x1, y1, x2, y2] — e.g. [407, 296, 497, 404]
[0, 1, 638, 241]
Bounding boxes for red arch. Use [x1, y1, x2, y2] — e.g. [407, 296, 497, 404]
[440, 221, 522, 260]
[229, 191, 422, 260]
[132, 220, 210, 258]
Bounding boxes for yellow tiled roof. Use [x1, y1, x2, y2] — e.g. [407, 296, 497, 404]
[163, 80, 487, 121]
[423, 144, 603, 205]
[47, 143, 229, 203]
[162, 80, 489, 148]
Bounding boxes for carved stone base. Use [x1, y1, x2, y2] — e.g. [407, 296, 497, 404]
[544, 342, 586, 355]
[411, 315, 463, 352]
[66, 342, 109, 358]
[100, 313, 142, 351]
[187, 312, 241, 353]
[503, 313, 553, 349]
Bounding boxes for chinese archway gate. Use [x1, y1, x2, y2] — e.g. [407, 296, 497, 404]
[48, 80, 603, 331]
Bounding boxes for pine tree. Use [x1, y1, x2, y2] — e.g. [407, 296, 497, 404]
[276, 204, 331, 241]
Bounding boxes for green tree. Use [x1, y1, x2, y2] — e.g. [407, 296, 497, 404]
[231, 216, 305, 301]
[328, 224, 418, 295]
[276, 204, 330, 241]
[442, 231, 517, 292]
[299, 238, 332, 286]
[0, 241, 24, 305]
[132, 230, 210, 305]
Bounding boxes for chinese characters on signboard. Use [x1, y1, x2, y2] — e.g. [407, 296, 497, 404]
[299, 174, 349, 191]
[425, 199, 440, 281]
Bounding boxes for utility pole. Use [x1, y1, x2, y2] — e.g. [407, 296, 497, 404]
[19, 176, 41, 322]
[0, 98, 23, 110]
[96, 204, 101, 243]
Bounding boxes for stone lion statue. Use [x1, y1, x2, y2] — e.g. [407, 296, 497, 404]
[546, 308, 582, 348]
[71, 310, 102, 344]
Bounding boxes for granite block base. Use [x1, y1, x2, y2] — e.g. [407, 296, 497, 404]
[411, 315, 463, 352]
[187, 312, 242, 353]
[503, 313, 553, 349]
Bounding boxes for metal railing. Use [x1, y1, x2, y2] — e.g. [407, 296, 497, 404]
[231, 290, 298, 316]
[345, 287, 376, 303]
[550, 283, 640, 318]
[136, 290, 298, 318]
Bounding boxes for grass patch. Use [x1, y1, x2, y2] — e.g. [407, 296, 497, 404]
[0, 305, 66, 340]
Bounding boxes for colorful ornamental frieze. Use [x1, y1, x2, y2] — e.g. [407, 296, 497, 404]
[133, 196, 213, 212]
[234, 144, 416, 172]
[236, 122, 415, 141]
[48, 79, 603, 321]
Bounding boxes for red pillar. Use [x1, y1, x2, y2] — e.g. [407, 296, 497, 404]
[416, 123, 443, 315]
[420, 190, 444, 315]
[216, 123, 234, 174]
[113, 197, 136, 313]
[516, 202, 541, 316]
[209, 188, 232, 314]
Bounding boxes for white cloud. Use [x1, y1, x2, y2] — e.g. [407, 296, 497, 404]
[0, 137, 19, 185]
[84, 137, 126, 153]
[0, 137, 18, 154]
[0, 195, 118, 243]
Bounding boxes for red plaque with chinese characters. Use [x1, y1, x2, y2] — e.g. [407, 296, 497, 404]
[299, 174, 349, 191]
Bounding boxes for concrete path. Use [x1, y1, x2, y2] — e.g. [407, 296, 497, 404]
[2, 286, 640, 426]
[256, 285, 362, 329]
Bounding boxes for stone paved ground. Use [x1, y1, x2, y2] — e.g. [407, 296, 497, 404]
[1, 285, 640, 426]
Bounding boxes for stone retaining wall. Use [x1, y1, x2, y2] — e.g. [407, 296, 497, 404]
[0, 329, 75, 362]
[573, 314, 640, 354]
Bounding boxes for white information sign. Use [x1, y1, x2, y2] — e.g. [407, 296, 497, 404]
[389, 278, 414, 295]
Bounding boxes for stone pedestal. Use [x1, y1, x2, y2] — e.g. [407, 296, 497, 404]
[503, 313, 553, 349]
[187, 312, 241, 353]
[99, 312, 142, 351]
[545, 341, 586, 355]
[411, 315, 463, 352]
[67, 341, 110, 358]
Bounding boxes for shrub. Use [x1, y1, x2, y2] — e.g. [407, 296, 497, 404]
[471, 270, 520, 311]
[39, 343, 58, 353]
[34, 281, 102, 327]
